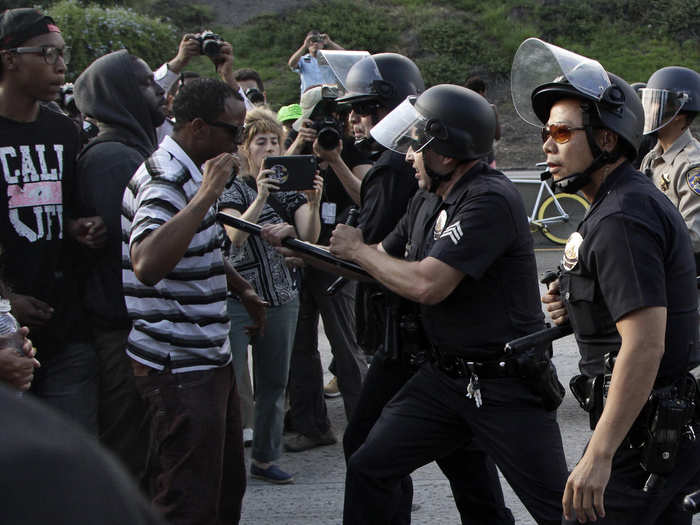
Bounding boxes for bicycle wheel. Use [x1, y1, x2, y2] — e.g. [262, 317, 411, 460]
[537, 193, 590, 245]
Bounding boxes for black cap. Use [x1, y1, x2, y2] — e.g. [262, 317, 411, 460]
[0, 8, 60, 50]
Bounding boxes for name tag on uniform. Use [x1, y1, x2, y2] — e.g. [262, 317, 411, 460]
[322, 202, 337, 224]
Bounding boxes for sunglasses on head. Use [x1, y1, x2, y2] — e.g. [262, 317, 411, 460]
[541, 124, 586, 144]
[206, 120, 245, 143]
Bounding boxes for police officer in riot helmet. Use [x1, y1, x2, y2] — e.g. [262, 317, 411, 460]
[512, 38, 700, 523]
[319, 52, 519, 524]
[639, 66, 700, 269]
[330, 83, 569, 525]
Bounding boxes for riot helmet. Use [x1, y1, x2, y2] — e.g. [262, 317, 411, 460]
[371, 84, 496, 191]
[319, 51, 425, 111]
[371, 84, 495, 160]
[512, 38, 644, 193]
[640, 66, 700, 134]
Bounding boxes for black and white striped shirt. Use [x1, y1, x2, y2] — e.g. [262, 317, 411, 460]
[121, 136, 231, 372]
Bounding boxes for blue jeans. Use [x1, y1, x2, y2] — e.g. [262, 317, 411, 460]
[227, 296, 299, 463]
[31, 341, 98, 434]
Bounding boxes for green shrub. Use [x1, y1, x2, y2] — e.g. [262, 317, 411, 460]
[47, 0, 179, 80]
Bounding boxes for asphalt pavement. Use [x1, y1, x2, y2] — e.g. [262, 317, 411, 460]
[238, 177, 700, 524]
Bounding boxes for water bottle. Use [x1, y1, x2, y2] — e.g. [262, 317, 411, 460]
[0, 298, 23, 355]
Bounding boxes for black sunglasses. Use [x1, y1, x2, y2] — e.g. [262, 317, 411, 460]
[206, 120, 245, 142]
[351, 101, 381, 116]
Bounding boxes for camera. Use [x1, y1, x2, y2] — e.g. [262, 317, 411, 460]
[311, 117, 343, 150]
[195, 31, 223, 58]
[244, 87, 265, 106]
[308, 90, 344, 150]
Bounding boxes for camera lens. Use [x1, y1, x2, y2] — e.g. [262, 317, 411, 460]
[318, 126, 341, 150]
[202, 39, 221, 58]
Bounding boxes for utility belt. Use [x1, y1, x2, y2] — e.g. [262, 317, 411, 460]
[430, 340, 565, 411]
[570, 352, 699, 486]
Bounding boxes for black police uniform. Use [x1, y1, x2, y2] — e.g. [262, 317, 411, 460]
[344, 161, 569, 525]
[288, 137, 369, 436]
[345, 153, 516, 524]
[560, 161, 700, 524]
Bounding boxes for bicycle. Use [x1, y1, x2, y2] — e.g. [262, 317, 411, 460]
[510, 173, 590, 245]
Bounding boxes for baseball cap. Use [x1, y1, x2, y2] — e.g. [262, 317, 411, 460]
[0, 8, 61, 50]
[277, 103, 302, 124]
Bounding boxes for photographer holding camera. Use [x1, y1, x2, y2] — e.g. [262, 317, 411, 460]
[155, 32, 253, 141]
[281, 86, 371, 452]
[288, 30, 343, 94]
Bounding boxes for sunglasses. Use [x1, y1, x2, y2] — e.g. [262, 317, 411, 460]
[5, 45, 71, 65]
[351, 101, 381, 116]
[206, 120, 245, 143]
[541, 124, 586, 144]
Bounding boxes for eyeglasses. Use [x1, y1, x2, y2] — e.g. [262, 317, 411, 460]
[351, 102, 381, 116]
[5, 45, 71, 65]
[309, 36, 322, 43]
[541, 124, 586, 144]
[206, 120, 245, 143]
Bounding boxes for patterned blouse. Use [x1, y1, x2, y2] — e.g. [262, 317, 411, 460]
[219, 177, 307, 306]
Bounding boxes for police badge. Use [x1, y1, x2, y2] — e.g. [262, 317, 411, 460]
[433, 209, 447, 240]
[685, 166, 700, 196]
[562, 232, 583, 271]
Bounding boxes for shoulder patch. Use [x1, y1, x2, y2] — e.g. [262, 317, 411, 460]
[685, 165, 700, 196]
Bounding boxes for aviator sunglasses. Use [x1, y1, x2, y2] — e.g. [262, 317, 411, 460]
[541, 124, 586, 144]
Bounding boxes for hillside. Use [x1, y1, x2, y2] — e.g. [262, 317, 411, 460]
[182, 0, 698, 168]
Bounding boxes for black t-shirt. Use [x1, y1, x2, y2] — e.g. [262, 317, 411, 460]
[0, 107, 87, 354]
[383, 161, 544, 356]
[560, 162, 698, 383]
[317, 137, 370, 244]
[358, 149, 418, 245]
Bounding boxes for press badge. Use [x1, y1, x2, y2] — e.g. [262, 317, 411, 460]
[322, 202, 337, 224]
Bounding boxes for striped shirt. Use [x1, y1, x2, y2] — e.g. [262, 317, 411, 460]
[121, 135, 231, 373]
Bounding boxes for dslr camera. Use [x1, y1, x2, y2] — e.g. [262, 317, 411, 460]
[309, 86, 344, 150]
[195, 31, 223, 58]
[244, 87, 265, 106]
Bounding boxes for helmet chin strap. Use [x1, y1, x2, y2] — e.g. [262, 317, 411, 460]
[548, 113, 621, 194]
[426, 163, 456, 193]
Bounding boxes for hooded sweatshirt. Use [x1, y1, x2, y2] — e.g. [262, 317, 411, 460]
[74, 50, 160, 328]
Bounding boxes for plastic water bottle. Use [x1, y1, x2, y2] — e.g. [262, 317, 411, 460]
[0, 298, 23, 355]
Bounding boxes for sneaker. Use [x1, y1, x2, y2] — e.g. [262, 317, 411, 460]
[243, 428, 253, 447]
[284, 429, 337, 452]
[250, 463, 294, 484]
[323, 376, 341, 398]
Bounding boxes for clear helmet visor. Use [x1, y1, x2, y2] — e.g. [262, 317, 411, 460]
[370, 97, 434, 154]
[316, 50, 373, 96]
[640, 88, 688, 134]
[511, 38, 611, 126]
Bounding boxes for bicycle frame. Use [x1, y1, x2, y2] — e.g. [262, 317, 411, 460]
[510, 178, 570, 228]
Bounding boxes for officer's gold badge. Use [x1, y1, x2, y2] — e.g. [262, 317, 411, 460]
[433, 209, 448, 239]
[562, 232, 583, 271]
[685, 165, 700, 196]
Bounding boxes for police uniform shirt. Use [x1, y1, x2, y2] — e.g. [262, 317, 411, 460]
[383, 161, 544, 355]
[640, 128, 700, 253]
[560, 161, 697, 384]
